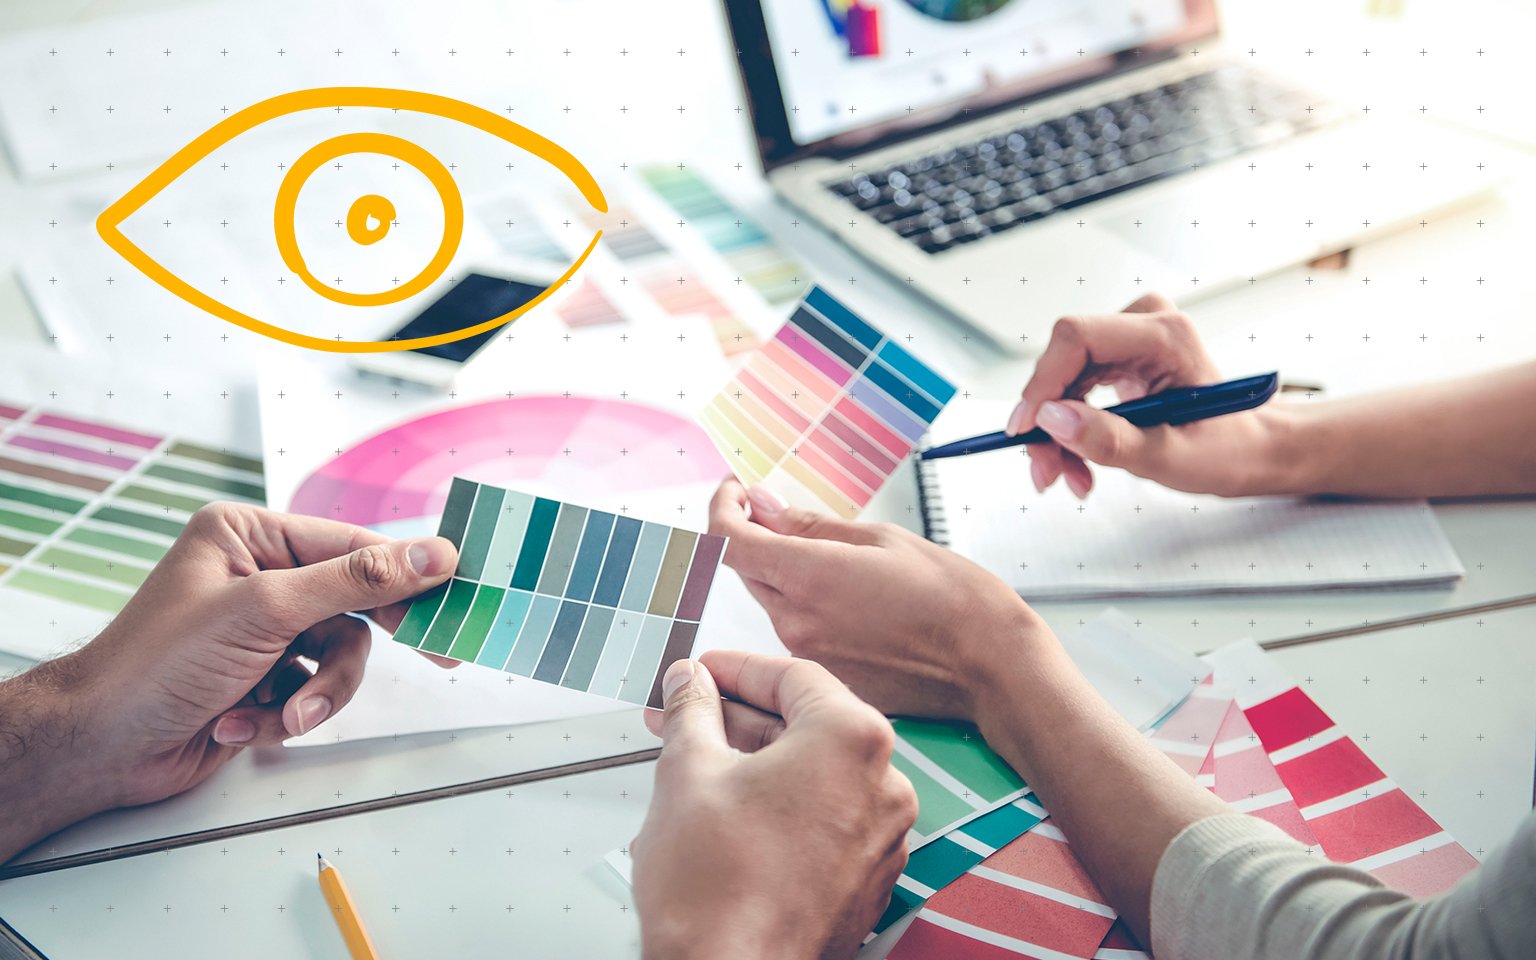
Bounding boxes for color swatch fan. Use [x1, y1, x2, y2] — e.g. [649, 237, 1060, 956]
[701, 286, 955, 518]
[288, 395, 727, 534]
[393, 478, 727, 708]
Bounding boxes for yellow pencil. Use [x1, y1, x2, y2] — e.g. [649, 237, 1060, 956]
[317, 854, 381, 960]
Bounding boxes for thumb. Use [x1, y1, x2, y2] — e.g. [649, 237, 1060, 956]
[745, 484, 874, 545]
[1035, 399, 1155, 471]
[257, 536, 458, 632]
[656, 659, 728, 759]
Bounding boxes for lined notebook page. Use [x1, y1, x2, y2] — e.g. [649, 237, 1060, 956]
[922, 404, 1464, 600]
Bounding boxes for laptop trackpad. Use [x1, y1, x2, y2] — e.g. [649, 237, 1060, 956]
[1102, 169, 1315, 275]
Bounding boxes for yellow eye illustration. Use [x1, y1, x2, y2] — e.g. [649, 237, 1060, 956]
[96, 87, 607, 353]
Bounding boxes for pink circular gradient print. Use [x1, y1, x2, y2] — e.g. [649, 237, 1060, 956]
[290, 395, 728, 527]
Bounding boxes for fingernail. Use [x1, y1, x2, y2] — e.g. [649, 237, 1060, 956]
[661, 659, 695, 702]
[747, 484, 788, 515]
[213, 716, 254, 745]
[1005, 400, 1029, 437]
[1066, 470, 1091, 500]
[298, 696, 332, 734]
[407, 537, 454, 576]
[1030, 457, 1047, 493]
[1036, 402, 1081, 441]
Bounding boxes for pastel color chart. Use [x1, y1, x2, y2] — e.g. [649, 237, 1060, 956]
[392, 478, 727, 708]
[578, 204, 759, 355]
[639, 164, 809, 307]
[0, 398, 263, 615]
[555, 279, 625, 328]
[288, 395, 728, 530]
[476, 195, 570, 264]
[701, 285, 957, 518]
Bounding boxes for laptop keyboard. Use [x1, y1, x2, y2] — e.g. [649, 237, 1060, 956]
[828, 66, 1330, 255]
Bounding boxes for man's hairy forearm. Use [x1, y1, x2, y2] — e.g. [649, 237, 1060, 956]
[0, 656, 114, 863]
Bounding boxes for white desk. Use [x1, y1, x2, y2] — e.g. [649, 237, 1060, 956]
[0, 0, 1533, 956]
[1, 604, 1530, 960]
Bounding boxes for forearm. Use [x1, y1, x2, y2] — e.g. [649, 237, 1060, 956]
[1264, 361, 1536, 498]
[972, 631, 1228, 946]
[0, 657, 118, 863]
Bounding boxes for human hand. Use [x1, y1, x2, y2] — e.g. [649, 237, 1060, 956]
[1005, 292, 1290, 498]
[632, 651, 917, 960]
[707, 479, 1046, 723]
[35, 503, 457, 815]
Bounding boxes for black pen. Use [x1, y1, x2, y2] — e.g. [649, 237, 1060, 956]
[920, 372, 1280, 461]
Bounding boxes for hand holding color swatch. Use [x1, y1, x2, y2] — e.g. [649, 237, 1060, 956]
[701, 286, 956, 518]
[392, 478, 727, 707]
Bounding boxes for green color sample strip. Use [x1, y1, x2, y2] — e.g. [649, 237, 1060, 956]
[142, 462, 264, 502]
[392, 582, 448, 649]
[890, 750, 979, 838]
[91, 505, 185, 539]
[893, 718, 1026, 803]
[0, 480, 85, 516]
[117, 483, 210, 514]
[0, 508, 60, 537]
[65, 526, 169, 563]
[393, 478, 727, 705]
[36, 547, 151, 587]
[420, 579, 479, 656]
[165, 441, 263, 475]
[7, 568, 130, 612]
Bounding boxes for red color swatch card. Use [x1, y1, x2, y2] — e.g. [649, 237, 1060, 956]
[889, 820, 1116, 960]
[1205, 640, 1479, 896]
[1209, 699, 1320, 846]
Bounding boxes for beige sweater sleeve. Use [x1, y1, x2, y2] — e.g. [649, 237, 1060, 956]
[1149, 811, 1536, 960]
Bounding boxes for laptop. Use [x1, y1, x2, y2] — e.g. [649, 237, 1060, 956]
[724, 0, 1505, 349]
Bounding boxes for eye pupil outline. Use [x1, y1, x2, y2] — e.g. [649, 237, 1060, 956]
[347, 194, 395, 246]
[274, 131, 462, 308]
[96, 86, 608, 353]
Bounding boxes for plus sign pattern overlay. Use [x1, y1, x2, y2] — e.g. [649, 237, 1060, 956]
[0, 1, 1532, 958]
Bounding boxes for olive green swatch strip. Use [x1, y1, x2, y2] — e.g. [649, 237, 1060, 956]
[165, 441, 263, 475]
[36, 547, 151, 587]
[117, 483, 210, 514]
[142, 463, 264, 501]
[64, 526, 169, 563]
[7, 568, 129, 612]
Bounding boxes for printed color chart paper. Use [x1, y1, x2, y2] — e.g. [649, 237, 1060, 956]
[393, 478, 726, 708]
[0, 398, 264, 646]
[702, 285, 957, 518]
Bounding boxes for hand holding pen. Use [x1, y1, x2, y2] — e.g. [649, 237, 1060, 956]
[947, 294, 1297, 500]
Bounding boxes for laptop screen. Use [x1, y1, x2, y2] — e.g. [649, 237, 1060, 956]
[747, 0, 1213, 158]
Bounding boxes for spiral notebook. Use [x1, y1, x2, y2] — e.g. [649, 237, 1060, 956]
[914, 406, 1464, 600]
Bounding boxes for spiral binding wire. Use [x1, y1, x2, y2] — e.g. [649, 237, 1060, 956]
[912, 451, 950, 548]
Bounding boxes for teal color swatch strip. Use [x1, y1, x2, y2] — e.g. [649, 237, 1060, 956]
[396, 478, 727, 705]
[476, 589, 534, 669]
[873, 796, 1045, 933]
